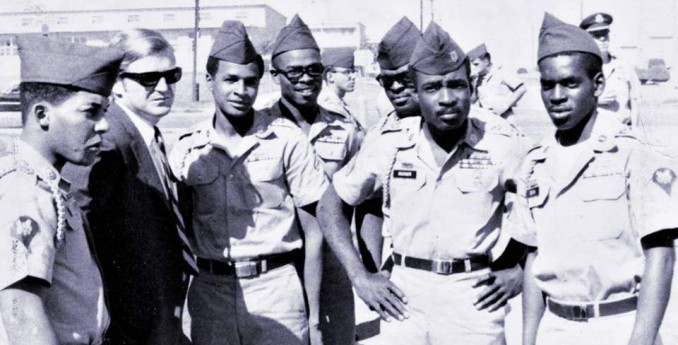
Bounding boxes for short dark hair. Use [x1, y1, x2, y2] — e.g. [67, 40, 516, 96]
[539, 51, 603, 79]
[479, 52, 492, 63]
[206, 55, 265, 78]
[19, 82, 77, 124]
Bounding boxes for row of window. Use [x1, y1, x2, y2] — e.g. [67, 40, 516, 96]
[17, 10, 252, 27]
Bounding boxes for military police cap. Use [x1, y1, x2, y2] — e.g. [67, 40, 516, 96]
[538, 12, 602, 63]
[210, 20, 260, 64]
[579, 12, 613, 33]
[322, 48, 355, 69]
[270, 15, 319, 58]
[467, 43, 488, 61]
[17, 35, 123, 97]
[409, 21, 466, 75]
[377, 16, 421, 71]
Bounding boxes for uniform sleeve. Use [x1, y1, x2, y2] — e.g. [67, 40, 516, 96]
[168, 136, 190, 182]
[629, 144, 678, 239]
[332, 138, 386, 206]
[0, 175, 57, 290]
[507, 159, 539, 247]
[283, 130, 329, 207]
[499, 134, 532, 192]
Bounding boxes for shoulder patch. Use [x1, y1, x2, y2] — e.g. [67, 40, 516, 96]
[652, 167, 676, 195]
[11, 216, 40, 248]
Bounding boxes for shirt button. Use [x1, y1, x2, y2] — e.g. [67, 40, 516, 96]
[228, 174, 234, 180]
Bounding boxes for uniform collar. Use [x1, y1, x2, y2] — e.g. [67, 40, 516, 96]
[15, 139, 65, 190]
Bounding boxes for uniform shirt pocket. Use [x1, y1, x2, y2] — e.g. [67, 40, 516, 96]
[314, 138, 348, 162]
[576, 173, 626, 201]
[244, 156, 285, 209]
[184, 159, 222, 215]
[574, 173, 627, 240]
[455, 168, 500, 193]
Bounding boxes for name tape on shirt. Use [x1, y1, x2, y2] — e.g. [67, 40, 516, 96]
[393, 169, 417, 179]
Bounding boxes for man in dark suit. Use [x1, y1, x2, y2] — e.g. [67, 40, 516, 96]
[64, 28, 195, 345]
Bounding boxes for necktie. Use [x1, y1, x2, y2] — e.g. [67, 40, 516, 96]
[153, 127, 199, 275]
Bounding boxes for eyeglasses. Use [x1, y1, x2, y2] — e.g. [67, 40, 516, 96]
[271, 64, 324, 82]
[119, 67, 183, 87]
[376, 72, 414, 89]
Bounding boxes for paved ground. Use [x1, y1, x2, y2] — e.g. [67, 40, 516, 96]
[2, 76, 678, 343]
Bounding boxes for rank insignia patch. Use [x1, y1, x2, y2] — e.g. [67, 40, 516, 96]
[11, 216, 40, 247]
[653, 167, 676, 195]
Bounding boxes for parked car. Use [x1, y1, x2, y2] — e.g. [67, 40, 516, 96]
[636, 58, 670, 84]
[0, 84, 20, 112]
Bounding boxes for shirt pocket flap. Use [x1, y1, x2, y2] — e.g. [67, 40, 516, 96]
[245, 156, 283, 182]
[455, 169, 500, 193]
[184, 159, 220, 186]
[577, 174, 626, 201]
[314, 140, 347, 161]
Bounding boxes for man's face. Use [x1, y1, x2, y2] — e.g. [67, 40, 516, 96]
[539, 54, 604, 131]
[328, 67, 356, 93]
[377, 65, 419, 116]
[471, 57, 490, 78]
[116, 52, 178, 124]
[591, 31, 610, 54]
[208, 60, 260, 118]
[415, 65, 472, 133]
[48, 91, 110, 166]
[273, 49, 323, 108]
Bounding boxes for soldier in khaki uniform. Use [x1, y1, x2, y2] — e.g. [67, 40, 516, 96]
[0, 36, 122, 345]
[318, 22, 527, 345]
[468, 43, 527, 127]
[580, 12, 642, 127]
[515, 13, 677, 345]
[318, 47, 363, 130]
[169, 21, 328, 345]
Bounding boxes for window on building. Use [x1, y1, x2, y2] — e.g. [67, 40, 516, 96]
[57, 16, 68, 25]
[163, 13, 175, 22]
[200, 11, 210, 20]
[128, 14, 139, 23]
[92, 15, 103, 24]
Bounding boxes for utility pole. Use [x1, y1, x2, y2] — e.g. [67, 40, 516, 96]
[420, 0, 424, 31]
[192, 0, 200, 102]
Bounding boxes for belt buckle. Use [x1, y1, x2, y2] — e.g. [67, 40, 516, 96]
[431, 259, 453, 275]
[569, 305, 589, 321]
[234, 261, 260, 278]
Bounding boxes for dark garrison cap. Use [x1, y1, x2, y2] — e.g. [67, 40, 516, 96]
[322, 48, 355, 69]
[18, 35, 123, 97]
[377, 16, 421, 70]
[409, 21, 466, 75]
[579, 12, 613, 33]
[467, 43, 488, 61]
[538, 12, 602, 62]
[270, 15, 319, 58]
[210, 20, 260, 64]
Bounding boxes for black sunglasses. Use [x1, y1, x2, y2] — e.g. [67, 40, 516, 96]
[376, 72, 414, 89]
[271, 63, 324, 82]
[119, 67, 183, 87]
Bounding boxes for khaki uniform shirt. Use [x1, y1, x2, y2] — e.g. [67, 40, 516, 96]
[268, 99, 362, 177]
[0, 140, 108, 344]
[513, 111, 678, 303]
[169, 111, 328, 261]
[600, 56, 642, 127]
[474, 67, 524, 118]
[333, 110, 527, 260]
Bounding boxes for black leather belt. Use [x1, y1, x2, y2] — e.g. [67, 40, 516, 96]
[546, 295, 638, 321]
[197, 250, 299, 278]
[392, 252, 490, 275]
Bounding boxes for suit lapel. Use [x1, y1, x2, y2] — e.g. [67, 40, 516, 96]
[109, 103, 169, 203]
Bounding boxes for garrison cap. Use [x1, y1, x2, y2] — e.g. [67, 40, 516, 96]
[538, 12, 602, 62]
[467, 43, 488, 61]
[409, 21, 466, 75]
[210, 20, 259, 64]
[17, 35, 123, 97]
[377, 16, 421, 70]
[579, 12, 613, 34]
[322, 48, 355, 69]
[270, 15, 319, 58]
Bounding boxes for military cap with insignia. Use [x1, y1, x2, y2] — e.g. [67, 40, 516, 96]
[17, 35, 123, 96]
[538, 12, 602, 62]
[321, 47, 355, 69]
[377, 16, 421, 70]
[579, 12, 613, 34]
[270, 14, 320, 58]
[409, 21, 467, 75]
[467, 43, 488, 61]
[209, 20, 264, 76]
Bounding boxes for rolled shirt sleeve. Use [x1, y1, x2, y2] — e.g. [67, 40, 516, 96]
[284, 130, 330, 207]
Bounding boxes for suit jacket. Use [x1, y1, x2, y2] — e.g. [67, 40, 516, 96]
[65, 103, 191, 345]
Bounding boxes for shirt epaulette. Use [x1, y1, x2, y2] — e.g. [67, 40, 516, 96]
[0, 155, 19, 181]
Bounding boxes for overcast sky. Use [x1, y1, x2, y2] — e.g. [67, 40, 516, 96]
[3, 0, 672, 69]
